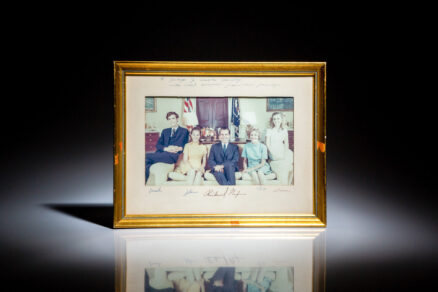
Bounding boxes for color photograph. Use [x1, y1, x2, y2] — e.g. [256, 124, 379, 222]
[145, 97, 294, 187]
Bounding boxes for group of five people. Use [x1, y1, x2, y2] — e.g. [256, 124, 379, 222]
[145, 111, 290, 185]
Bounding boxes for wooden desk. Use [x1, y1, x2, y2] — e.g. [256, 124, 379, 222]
[288, 130, 294, 151]
[145, 131, 159, 153]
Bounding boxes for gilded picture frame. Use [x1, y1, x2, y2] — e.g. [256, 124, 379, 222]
[114, 61, 326, 228]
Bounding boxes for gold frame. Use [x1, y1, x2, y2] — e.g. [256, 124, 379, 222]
[114, 61, 326, 228]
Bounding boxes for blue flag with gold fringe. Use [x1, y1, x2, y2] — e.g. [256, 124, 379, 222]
[231, 97, 240, 138]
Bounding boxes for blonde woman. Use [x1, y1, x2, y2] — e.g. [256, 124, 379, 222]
[266, 112, 289, 160]
[242, 129, 272, 185]
[174, 127, 207, 185]
[265, 112, 293, 185]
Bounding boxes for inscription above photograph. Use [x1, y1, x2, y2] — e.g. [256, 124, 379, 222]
[114, 62, 326, 228]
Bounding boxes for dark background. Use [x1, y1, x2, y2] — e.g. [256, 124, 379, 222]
[1, 5, 436, 291]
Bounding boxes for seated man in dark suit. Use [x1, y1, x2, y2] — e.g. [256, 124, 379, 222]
[208, 128, 239, 185]
[146, 112, 189, 182]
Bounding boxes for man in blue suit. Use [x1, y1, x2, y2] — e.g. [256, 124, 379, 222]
[146, 112, 189, 182]
[208, 128, 239, 185]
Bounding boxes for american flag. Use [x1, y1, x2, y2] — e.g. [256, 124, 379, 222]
[183, 97, 199, 126]
[231, 97, 240, 138]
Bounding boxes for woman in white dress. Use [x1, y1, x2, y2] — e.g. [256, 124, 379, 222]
[266, 112, 289, 160]
[265, 112, 293, 185]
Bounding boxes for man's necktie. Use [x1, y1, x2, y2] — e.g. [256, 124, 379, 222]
[171, 128, 175, 137]
[223, 144, 226, 154]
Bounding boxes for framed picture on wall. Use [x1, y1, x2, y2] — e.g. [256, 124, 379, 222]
[114, 61, 326, 228]
[145, 97, 156, 112]
[267, 97, 294, 111]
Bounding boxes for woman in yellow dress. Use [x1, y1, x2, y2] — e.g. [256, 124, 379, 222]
[175, 127, 208, 185]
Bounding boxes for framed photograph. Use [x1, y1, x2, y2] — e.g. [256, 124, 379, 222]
[114, 62, 326, 228]
[115, 229, 326, 292]
[266, 97, 294, 111]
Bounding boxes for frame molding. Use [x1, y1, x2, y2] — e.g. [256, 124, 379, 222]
[114, 62, 326, 228]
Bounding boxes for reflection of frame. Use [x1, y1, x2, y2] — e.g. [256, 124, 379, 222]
[114, 61, 326, 228]
[145, 97, 156, 112]
[267, 97, 294, 111]
[115, 230, 326, 292]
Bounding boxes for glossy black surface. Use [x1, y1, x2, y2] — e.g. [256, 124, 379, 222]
[1, 6, 436, 291]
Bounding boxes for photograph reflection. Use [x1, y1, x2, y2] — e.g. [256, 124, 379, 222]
[145, 266, 293, 292]
[115, 230, 325, 292]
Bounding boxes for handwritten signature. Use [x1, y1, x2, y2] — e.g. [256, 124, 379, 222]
[205, 255, 243, 265]
[148, 187, 162, 193]
[203, 187, 247, 198]
[274, 188, 289, 192]
[184, 188, 198, 196]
